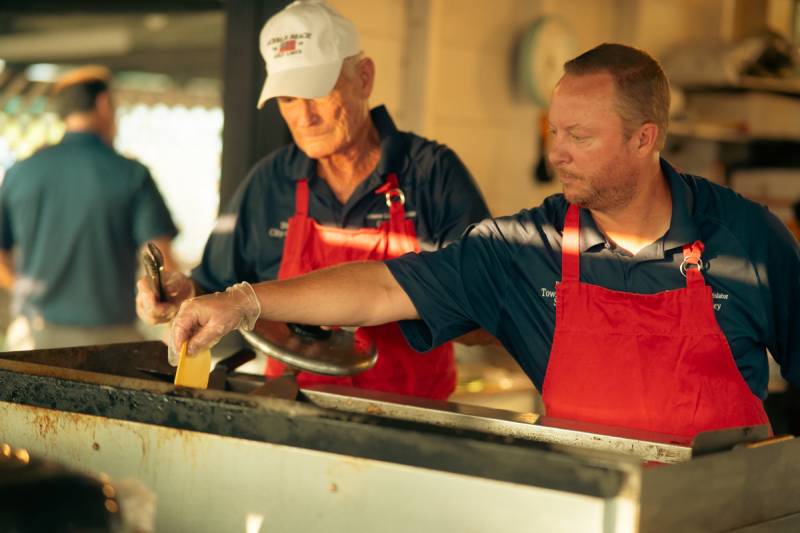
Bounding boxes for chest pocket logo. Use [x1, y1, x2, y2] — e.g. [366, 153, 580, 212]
[267, 220, 289, 238]
[712, 291, 729, 311]
[366, 210, 418, 226]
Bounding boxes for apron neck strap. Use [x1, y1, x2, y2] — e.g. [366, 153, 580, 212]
[562, 204, 581, 282]
[297, 174, 407, 222]
[295, 179, 310, 217]
[562, 204, 708, 288]
[375, 172, 400, 191]
[375, 173, 407, 226]
[681, 240, 706, 287]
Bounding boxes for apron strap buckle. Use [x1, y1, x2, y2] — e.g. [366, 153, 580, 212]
[385, 188, 405, 208]
[679, 257, 705, 277]
[680, 240, 705, 277]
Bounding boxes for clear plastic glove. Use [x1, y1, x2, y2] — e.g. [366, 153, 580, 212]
[136, 271, 196, 325]
[168, 281, 261, 365]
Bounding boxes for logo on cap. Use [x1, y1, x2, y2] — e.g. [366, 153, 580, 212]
[256, 1, 361, 106]
[269, 32, 311, 59]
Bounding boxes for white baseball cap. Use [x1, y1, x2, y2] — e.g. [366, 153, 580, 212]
[257, 0, 361, 108]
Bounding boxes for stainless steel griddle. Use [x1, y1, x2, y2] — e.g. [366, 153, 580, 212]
[0, 342, 797, 533]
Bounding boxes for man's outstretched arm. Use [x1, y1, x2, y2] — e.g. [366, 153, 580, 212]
[170, 261, 418, 355]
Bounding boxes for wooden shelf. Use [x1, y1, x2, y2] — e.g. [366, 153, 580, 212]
[679, 76, 800, 97]
[738, 76, 800, 96]
[669, 120, 800, 143]
[669, 120, 751, 143]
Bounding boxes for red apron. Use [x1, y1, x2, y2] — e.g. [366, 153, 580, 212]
[541, 204, 769, 437]
[266, 173, 456, 399]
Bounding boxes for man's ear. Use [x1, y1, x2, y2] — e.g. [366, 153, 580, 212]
[634, 122, 659, 155]
[358, 57, 375, 98]
[94, 90, 116, 143]
[95, 91, 113, 116]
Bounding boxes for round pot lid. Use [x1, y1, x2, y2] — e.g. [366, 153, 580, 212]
[240, 320, 377, 376]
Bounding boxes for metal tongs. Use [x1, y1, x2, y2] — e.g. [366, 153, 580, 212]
[141, 242, 166, 302]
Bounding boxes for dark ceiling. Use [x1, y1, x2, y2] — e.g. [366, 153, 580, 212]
[0, 1, 226, 79]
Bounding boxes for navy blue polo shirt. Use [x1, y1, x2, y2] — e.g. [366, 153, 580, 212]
[0, 132, 178, 325]
[193, 105, 490, 292]
[386, 159, 800, 399]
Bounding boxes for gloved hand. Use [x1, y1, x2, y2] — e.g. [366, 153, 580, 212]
[136, 271, 196, 325]
[168, 281, 261, 366]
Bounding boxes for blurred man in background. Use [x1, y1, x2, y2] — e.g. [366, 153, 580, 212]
[136, 0, 490, 399]
[0, 65, 178, 350]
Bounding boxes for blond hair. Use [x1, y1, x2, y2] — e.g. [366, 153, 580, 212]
[53, 65, 111, 95]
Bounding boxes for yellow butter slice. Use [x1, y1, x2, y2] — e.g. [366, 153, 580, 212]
[174, 341, 211, 389]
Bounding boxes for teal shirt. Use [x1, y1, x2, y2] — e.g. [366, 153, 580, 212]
[0, 132, 177, 326]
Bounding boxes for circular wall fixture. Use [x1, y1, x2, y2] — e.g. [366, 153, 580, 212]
[518, 16, 579, 107]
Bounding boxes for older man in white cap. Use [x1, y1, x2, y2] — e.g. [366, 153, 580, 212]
[136, 0, 489, 399]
